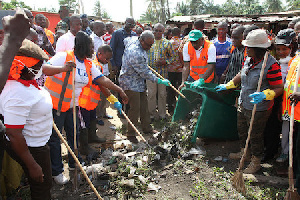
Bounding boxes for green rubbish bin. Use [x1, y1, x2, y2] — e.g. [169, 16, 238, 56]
[172, 83, 239, 142]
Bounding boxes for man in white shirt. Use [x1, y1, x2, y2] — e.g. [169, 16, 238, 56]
[56, 15, 82, 52]
[91, 21, 106, 52]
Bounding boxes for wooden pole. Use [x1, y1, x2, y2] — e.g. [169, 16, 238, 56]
[72, 67, 78, 190]
[148, 65, 189, 101]
[53, 123, 103, 200]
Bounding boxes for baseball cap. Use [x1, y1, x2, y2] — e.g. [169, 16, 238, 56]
[188, 30, 203, 41]
[275, 28, 296, 46]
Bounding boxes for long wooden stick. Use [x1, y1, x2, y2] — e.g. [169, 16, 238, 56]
[288, 62, 300, 190]
[148, 65, 189, 101]
[238, 51, 269, 170]
[53, 123, 103, 200]
[72, 67, 78, 190]
[121, 110, 149, 146]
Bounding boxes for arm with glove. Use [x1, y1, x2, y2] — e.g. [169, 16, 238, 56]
[215, 72, 241, 92]
[249, 85, 283, 104]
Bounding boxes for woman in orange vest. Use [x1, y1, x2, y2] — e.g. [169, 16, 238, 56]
[179, 30, 216, 90]
[42, 31, 128, 185]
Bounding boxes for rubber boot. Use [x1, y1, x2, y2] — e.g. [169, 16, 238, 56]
[229, 148, 251, 161]
[244, 156, 261, 174]
[88, 120, 106, 143]
[79, 128, 96, 155]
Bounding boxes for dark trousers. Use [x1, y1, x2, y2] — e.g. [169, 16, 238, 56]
[237, 105, 272, 158]
[263, 95, 282, 158]
[79, 107, 96, 128]
[167, 72, 182, 113]
[4, 141, 52, 200]
[49, 108, 79, 176]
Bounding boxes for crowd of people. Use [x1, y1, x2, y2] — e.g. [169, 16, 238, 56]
[2, 5, 300, 199]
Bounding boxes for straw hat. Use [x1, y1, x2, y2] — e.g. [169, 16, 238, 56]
[242, 29, 271, 48]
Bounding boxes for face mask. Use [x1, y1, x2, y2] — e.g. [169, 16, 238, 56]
[279, 56, 292, 65]
[27, 67, 43, 79]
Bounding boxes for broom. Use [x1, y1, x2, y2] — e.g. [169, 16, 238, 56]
[231, 51, 269, 194]
[285, 62, 300, 200]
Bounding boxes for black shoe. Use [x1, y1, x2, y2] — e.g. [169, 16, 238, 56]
[103, 114, 113, 119]
[97, 119, 104, 126]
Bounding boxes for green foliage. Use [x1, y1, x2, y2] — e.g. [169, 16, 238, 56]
[286, 0, 300, 10]
[58, 0, 77, 11]
[2, 0, 31, 10]
[264, 0, 283, 13]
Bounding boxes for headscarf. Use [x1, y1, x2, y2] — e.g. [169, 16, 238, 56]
[9, 55, 40, 80]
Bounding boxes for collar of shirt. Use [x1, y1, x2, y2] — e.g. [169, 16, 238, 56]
[249, 57, 263, 69]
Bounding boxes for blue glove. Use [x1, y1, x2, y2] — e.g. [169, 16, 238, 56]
[190, 78, 205, 88]
[215, 84, 228, 92]
[249, 92, 266, 104]
[157, 78, 170, 86]
[114, 102, 122, 114]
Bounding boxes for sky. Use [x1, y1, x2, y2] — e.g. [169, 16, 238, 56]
[20, 0, 230, 22]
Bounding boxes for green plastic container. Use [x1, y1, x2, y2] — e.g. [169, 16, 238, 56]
[172, 83, 239, 142]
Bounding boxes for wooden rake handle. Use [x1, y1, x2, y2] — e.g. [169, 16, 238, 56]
[148, 65, 188, 100]
[238, 51, 269, 170]
[121, 110, 147, 143]
[53, 123, 103, 200]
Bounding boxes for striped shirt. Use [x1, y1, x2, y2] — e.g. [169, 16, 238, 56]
[225, 47, 246, 83]
[148, 38, 176, 78]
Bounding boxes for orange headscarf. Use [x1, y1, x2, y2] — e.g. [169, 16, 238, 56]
[9, 56, 40, 80]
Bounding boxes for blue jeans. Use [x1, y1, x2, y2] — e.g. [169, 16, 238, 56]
[49, 108, 80, 176]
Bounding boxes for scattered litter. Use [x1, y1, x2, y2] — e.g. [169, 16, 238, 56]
[119, 179, 135, 188]
[109, 126, 116, 130]
[147, 182, 161, 192]
[138, 175, 147, 184]
[214, 156, 223, 161]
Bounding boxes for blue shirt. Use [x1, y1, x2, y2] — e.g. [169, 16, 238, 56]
[212, 38, 232, 76]
[110, 28, 137, 69]
[119, 38, 158, 92]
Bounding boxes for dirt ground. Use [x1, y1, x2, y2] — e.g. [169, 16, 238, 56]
[49, 105, 289, 200]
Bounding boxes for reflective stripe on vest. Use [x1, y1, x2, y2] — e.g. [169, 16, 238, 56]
[45, 51, 93, 112]
[188, 40, 214, 82]
[78, 58, 103, 110]
[282, 56, 300, 121]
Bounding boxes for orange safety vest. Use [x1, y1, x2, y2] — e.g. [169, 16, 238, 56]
[282, 56, 300, 121]
[44, 28, 55, 45]
[188, 40, 214, 82]
[45, 51, 92, 112]
[78, 58, 103, 111]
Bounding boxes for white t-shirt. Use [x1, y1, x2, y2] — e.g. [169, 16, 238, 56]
[91, 33, 105, 53]
[0, 81, 53, 147]
[48, 52, 103, 107]
[56, 31, 75, 52]
[183, 42, 216, 63]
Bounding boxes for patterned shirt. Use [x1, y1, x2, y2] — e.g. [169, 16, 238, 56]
[225, 47, 246, 83]
[119, 38, 158, 92]
[148, 38, 176, 78]
[33, 24, 55, 56]
[168, 36, 183, 72]
[102, 32, 112, 45]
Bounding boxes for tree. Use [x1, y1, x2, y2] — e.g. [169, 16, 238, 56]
[93, 0, 111, 19]
[2, 0, 31, 10]
[264, 0, 283, 13]
[93, 0, 102, 17]
[174, 2, 190, 16]
[286, 0, 300, 10]
[58, 0, 77, 12]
